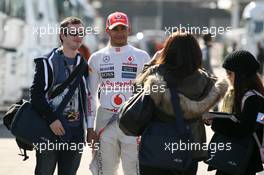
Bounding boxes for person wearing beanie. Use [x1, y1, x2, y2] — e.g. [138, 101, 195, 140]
[222, 50, 260, 76]
[206, 50, 264, 175]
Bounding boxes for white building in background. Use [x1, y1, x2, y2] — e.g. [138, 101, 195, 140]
[0, 0, 98, 105]
[224, 1, 264, 57]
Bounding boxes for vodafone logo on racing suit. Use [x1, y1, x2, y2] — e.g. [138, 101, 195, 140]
[111, 93, 126, 108]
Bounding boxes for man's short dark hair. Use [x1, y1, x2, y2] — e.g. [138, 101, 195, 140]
[59, 17, 84, 43]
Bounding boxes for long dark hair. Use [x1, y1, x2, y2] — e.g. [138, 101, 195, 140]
[155, 32, 202, 78]
[233, 73, 264, 114]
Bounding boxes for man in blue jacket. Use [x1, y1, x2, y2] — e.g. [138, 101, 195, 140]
[30, 17, 94, 175]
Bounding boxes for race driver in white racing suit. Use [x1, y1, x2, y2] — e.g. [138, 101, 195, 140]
[88, 12, 151, 175]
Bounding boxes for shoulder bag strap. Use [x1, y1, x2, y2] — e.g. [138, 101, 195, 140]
[54, 59, 86, 115]
[49, 57, 86, 99]
[169, 88, 190, 134]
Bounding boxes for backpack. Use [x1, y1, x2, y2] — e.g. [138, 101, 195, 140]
[3, 99, 34, 160]
[241, 90, 264, 163]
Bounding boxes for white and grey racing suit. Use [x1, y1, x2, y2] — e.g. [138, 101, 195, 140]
[88, 44, 150, 175]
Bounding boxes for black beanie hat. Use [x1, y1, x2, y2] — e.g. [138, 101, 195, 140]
[223, 50, 260, 75]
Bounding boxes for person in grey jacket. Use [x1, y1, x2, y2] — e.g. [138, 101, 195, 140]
[134, 32, 228, 175]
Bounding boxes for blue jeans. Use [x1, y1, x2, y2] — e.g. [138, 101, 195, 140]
[35, 148, 82, 175]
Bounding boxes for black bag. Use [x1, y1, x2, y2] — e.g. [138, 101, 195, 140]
[3, 100, 34, 160]
[205, 132, 254, 175]
[139, 88, 193, 171]
[3, 99, 25, 130]
[11, 101, 56, 144]
[118, 89, 155, 136]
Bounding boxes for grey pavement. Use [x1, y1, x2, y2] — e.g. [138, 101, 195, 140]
[0, 124, 216, 175]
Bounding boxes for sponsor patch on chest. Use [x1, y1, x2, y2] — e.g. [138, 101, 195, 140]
[101, 72, 115, 79]
[100, 66, 114, 71]
[122, 73, 137, 79]
[122, 66, 137, 72]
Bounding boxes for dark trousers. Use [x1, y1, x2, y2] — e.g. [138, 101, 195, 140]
[35, 149, 82, 175]
[215, 170, 256, 175]
[139, 161, 198, 175]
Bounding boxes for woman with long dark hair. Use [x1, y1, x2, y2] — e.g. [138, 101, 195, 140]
[209, 50, 264, 175]
[134, 32, 228, 175]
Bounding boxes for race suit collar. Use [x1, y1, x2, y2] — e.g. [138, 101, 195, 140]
[108, 44, 130, 53]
